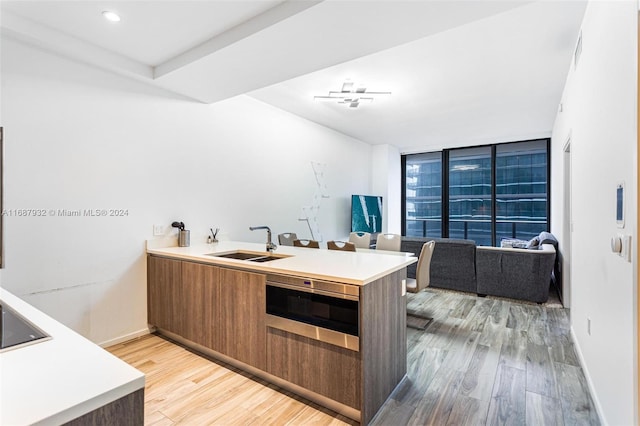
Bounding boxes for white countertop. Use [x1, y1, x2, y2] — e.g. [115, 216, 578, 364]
[0, 288, 145, 426]
[147, 240, 417, 285]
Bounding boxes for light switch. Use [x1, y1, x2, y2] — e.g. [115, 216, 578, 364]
[611, 236, 622, 253]
[611, 234, 632, 262]
[153, 225, 164, 236]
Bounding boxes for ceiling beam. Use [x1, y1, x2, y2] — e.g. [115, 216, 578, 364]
[154, 0, 324, 79]
[1, 10, 152, 80]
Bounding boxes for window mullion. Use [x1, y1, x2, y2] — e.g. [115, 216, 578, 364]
[442, 150, 449, 238]
[491, 145, 497, 247]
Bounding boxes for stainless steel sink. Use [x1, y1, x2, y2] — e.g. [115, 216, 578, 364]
[248, 255, 284, 263]
[213, 252, 262, 260]
[206, 250, 291, 262]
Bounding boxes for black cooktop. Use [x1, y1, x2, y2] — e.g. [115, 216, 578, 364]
[0, 301, 51, 352]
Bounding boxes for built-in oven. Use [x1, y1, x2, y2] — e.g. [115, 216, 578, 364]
[265, 274, 360, 352]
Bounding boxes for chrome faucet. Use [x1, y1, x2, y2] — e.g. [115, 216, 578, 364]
[249, 226, 277, 252]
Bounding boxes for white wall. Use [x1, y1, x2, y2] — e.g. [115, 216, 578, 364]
[0, 38, 372, 346]
[372, 144, 401, 234]
[551, 2, 637, 424]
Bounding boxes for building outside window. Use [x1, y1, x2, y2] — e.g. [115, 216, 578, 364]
[448, 146, 493, 246]
[402, 139, 549, 246]
[404, 152, 442, 238]
[495, 140, 548, 242]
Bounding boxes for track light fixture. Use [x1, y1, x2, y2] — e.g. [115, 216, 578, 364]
[314, 81, 391, 108]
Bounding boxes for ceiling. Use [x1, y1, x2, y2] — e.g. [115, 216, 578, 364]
[1, 1, 587, 152]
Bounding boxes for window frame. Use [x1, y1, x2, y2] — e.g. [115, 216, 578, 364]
[401, 138, 551, 246]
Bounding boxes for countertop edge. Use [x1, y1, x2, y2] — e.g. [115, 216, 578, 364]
[35, 377, 146, 426]
[146, 241, 417, 285]
[0, 288, 145, 425]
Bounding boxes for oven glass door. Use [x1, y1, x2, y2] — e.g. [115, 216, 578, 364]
[266, 285, 359, 336]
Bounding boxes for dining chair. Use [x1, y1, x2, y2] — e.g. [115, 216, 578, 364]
[327, 240, 356, 252]
[293, 239, 320, 249]
[278, 232, 298, 246]
[376, 233, 402, 251]
[406, 240, 435, 329]
[348, 232, 371, 249]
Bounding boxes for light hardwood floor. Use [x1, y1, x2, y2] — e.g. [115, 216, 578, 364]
[107, 288, 599, 425]
[107, 333, 356, 425]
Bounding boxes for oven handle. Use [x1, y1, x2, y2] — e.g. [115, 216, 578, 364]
[266, 281, 359, 301]
[266, 314, 360, 352]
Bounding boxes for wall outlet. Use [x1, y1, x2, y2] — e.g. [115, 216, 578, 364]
[587, 317, 591, 335]
[153, 225, 165, 236]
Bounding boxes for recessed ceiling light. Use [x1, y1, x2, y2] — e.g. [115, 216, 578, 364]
[102, 11, 121, 22]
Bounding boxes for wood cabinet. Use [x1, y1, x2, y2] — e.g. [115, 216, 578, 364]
[147, 256, 183, 334]
[148, 254, 406, 425]
[148, 256, 266, 370]
[218, 268, 266, 370]
[360, 269, 407, 424]
[148, 256, 220, 346]
[266, 328, 361, 409]
[265, 270, 406, 423]
[181, 261, 220, 348]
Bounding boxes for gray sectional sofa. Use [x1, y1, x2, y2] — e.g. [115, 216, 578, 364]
[476, 244, 556, 303]
[401, 232, 557, 304]
[401, 237, 477, 293]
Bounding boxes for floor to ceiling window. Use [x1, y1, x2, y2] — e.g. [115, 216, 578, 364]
[402, 139, 549, 246]
[448, 146, 493, 245]
[495, 140, 549, 242]
[404, 152, 442, 238]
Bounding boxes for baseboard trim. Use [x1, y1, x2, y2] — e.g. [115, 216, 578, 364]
[569, 325, 605, 425]
[98, 328, 151, 348]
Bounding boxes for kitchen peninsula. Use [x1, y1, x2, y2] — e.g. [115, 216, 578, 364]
[0, 288, 145, 425]
[146, 241, 417, 424]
